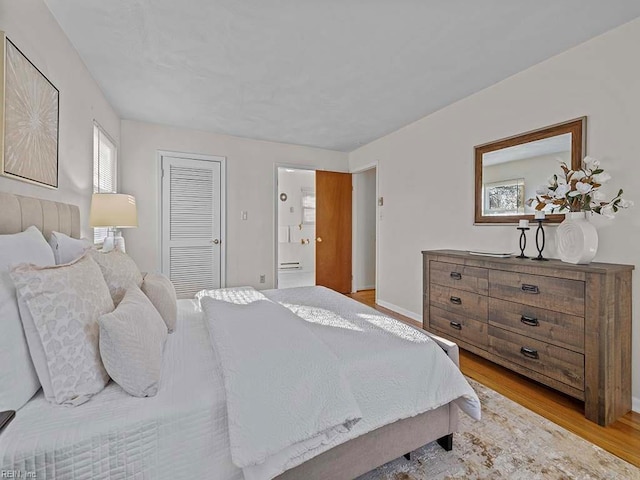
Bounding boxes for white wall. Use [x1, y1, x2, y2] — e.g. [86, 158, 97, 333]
[120, 120, 348, 288]
[349, 18, 640, 407]
[0, 0, 120, 237]
[353, 168, 376, 290]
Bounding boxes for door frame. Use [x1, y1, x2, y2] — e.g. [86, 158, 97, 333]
[158, 150, 227, 288]
[351, 161, 379, 301]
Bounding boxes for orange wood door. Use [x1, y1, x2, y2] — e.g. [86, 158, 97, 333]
[316, 171, 352, 293]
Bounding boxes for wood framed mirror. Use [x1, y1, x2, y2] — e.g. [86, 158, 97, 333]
[474, 117, 586, 224]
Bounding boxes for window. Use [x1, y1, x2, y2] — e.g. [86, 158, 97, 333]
[93, 123, 117, 243]
[301, 188, 316, 224]
[483, 178, 525, 216]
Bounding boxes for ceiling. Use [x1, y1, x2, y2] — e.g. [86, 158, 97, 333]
[44, 1, 640, 152]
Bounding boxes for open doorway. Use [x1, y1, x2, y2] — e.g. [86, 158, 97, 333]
[276, 168, 316, 289]
[352, 166, 377, 295]
[276, 166, 353, 292]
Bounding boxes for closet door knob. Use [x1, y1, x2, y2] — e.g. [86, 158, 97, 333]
[316, 237, 323, 243]
[211, 239, 220, 245]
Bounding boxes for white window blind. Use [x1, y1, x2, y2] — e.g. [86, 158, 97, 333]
[93, 123, 117, 243]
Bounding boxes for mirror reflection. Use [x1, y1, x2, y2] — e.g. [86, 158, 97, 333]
[482, 133, 571, 216]
[474, 117, 585, 224]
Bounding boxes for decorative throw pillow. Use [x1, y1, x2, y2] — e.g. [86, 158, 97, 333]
[98, 286, 168, 397]
[48, 230, 93, 264]
[141, 272, 178, 333]
[88, 249, 143, 306]
[0, 226, 53, 411]
[10, 254, 114, 406]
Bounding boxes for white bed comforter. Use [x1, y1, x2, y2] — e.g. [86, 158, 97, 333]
[200, 295, 362, 479]
[198, 286, 481, 480]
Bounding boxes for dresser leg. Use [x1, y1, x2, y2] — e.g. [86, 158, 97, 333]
[437, 434, 453, 451]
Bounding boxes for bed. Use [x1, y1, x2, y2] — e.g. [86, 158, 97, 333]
[0, 193, 479, 480]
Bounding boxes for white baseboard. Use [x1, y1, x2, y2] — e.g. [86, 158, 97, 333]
[357, 284, 375, 291]
[376, 299, 422, 323]
[633, 396, 640, 414]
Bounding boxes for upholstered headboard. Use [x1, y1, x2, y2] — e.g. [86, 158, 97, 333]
[0, 192, 81, 239]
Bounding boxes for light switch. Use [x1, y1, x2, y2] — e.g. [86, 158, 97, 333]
[241, 211, 248, 220]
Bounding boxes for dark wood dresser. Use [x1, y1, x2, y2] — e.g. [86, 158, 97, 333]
[422, 249, 634, 426]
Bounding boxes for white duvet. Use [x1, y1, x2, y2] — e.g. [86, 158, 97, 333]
[198, 286, 481, 480]
[200, 296, 362, 478]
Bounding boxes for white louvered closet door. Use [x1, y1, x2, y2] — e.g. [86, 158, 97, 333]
[161, 156, 223, 298]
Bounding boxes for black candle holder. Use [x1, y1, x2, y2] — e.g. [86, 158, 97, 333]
[532, 219, 548, 261]
[516, 227, 530, 259]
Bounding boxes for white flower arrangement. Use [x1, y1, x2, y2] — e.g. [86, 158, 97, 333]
[527, 156, 633, 218]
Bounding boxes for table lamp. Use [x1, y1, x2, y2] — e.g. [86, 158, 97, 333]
[89, 193, 138, 252]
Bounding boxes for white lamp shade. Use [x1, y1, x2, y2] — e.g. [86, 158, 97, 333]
[89, 193, 138, 228]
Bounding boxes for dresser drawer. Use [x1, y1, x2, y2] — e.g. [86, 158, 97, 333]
[489, 270, 585, 316]
[429, 283, 487, 322]
[488, 326, 584, 390]
[430, 306, 488, 346]
[430, 261, 488, 295]
[488, 298, 584, 353]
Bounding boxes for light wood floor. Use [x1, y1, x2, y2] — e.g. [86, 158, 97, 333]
[347, 289, 640, 468]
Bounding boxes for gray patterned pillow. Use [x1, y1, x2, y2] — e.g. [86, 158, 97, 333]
[141, 272, 177, 333]
[88, 249, 143, 306]
[98, 286, 168, 397]
[10, 254, 114, 406]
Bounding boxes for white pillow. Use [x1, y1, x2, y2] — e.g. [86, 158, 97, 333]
[141, 272, 178, 333]
[48, 230, 93, 264]
[11, 254, 114, 406]
[99, 286, 168, 397]
[88, 249, 143, 306]
[0, 226, 53, 411]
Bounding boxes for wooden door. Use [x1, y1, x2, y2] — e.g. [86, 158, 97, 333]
[161, 155, 224, 298]
[316, 171, 352, 293]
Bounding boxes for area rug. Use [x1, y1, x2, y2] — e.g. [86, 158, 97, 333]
[358, 379, 638, 480]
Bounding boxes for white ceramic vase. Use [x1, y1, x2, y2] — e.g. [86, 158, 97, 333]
[556, 211, 598, 264]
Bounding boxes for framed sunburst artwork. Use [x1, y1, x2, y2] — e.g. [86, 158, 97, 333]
[1, 32, 59, 188]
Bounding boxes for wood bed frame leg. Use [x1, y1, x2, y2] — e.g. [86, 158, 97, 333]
[437, 433, 453, 451]
[403, 452, 412, 461]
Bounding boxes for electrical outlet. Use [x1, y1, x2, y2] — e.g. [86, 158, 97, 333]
[241, 211, 248, 220]
[259, 274, 266, 283]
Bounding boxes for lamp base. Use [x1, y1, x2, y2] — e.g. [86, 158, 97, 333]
[102, 230, 126, 253]
[102, 235, 115, 252]
[114, 236, 126, 253]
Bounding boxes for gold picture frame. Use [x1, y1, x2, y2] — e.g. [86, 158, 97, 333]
[1, 31, 59, 188]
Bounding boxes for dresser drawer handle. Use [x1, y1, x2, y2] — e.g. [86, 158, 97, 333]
[449, 296, 462, 305]
[520, 315, 539, 327]
[521, 284, 540, 294]
[450, 272, 462, 280]
[520, 347, 539, 359]
[449, 321, 462, 330]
